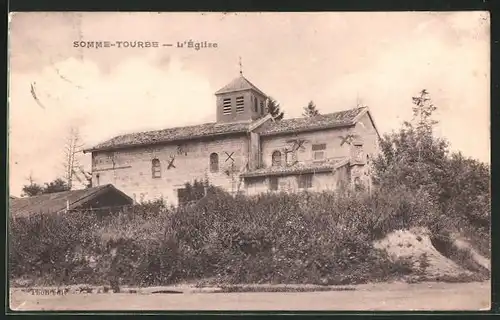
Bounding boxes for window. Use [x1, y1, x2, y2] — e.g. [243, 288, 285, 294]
[236, 96, 244, 113]
[272, 150, 282, 166]
[260, 101, 265, 114]
[222, 98, 232, 115]
[246, 176, 266, 187]
[210, 153, 219, 172]
[152, 158, 161, 178]
[353, 145, 364, 163]
[254, 97, 258, 112]
[354, 177, 363, 191]
[312, 143, 327, 161]
[269, 177, 279, 191]
[297, 174, 313, 189]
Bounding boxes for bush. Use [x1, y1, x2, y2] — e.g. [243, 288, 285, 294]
[7, 185, 487, 287]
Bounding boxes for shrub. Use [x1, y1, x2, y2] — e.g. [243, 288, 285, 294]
[8, 184, 488, 286]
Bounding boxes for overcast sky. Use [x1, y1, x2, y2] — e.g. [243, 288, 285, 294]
[8, 12, 490, 196]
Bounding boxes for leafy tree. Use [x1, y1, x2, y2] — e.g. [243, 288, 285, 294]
[21, 183, 44, 197]
[372, 89, 490, 235]
[43, 178, 70, 194]
[265, 96, 284, 121]
[302, 100, 320, 117]
[21, 178, 71, 197]
[372, 89, 448, 194]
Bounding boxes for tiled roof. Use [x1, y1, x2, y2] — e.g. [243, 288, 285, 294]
[241, 158, 350, 178]
[84, 121, 251, 152]
[215, 75, 266, 96]
[85, 107, 369, 153]
[259, 107, 366, 136]
[9, 184, 133, 217]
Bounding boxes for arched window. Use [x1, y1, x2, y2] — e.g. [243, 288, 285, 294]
[152, 158, 161, 178]
[272, 150, 282, 166]
[210, 153, 219, 172]
[254, 97, 258, 113]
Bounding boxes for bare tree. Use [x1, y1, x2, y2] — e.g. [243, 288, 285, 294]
[62, 126, 90, 190]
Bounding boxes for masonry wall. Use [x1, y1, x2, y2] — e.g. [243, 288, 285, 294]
[259, 126, 355, 169]
[245, 169, 350, 196]
[353, 112, 380, 159]
[91, 134, 249, 206]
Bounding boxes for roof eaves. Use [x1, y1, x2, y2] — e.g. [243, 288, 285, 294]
[241, 166, 336, 178]
[67, 185, 110, 210]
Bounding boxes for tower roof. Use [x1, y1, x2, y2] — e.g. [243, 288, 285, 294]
[215, 75, 266, 96]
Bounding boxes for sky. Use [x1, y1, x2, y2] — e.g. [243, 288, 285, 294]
[8, 12, 490, 196]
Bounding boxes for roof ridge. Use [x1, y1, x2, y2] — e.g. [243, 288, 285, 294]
[239, 75, 266, 96]
[215, 75, 266, 96]
[282, 106, 366, 121]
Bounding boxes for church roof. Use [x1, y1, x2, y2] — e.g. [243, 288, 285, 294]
[258, 106, 368, 136]
[84, 107, 376, 153]
[84, 121, 252, 153]
[215, 75, 266, 96]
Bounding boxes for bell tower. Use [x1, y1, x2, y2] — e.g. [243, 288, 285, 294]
[214, 59, 267, 123]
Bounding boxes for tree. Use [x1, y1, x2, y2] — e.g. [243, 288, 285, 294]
[411, 89, 437, 133]
[43, 178, 70, 194]
[372, 89, 448, 194]
[62, 126, 90, 189]
[265, 96, 284, 121]
[21, 183, 44, 197]
[302, 100, 320, 117]
[372, 89, 490, 236]
[21, 173, 44, 197]
[21, 177, 70, 197]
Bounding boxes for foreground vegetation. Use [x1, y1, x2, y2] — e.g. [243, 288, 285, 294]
[9, 185, 489, 287]
[9, 89, 490, 287]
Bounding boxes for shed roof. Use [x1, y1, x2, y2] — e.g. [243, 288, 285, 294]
[9, 184, 133, 217]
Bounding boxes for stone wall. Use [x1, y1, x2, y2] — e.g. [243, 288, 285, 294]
[91, 134, 248, 206]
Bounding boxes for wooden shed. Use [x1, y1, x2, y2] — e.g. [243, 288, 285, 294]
[9, 184, 133, 218]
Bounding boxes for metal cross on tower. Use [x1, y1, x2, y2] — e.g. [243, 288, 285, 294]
[239, 56, 243, 76]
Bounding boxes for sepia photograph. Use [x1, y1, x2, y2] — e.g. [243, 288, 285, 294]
[8, 11, 491, 311]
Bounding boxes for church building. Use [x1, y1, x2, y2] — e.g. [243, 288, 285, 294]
[83, 73, 380, 206]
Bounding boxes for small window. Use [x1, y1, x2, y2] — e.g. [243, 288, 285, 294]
[223, 98, 232, 115]
[354, 145, 364, 163]
[312, 143, 327, 161]
[269, 177, 279, 191]
[260, 101, 265, 114]
[210, 153, 219, 172]
[254, 97, 258, 112]
[354, 177, 363, 191]
[272, 150, 282, 166]
[297, 174, 313, 189]
[152, 158, 161, 178]
[236, 96, 244, 113]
